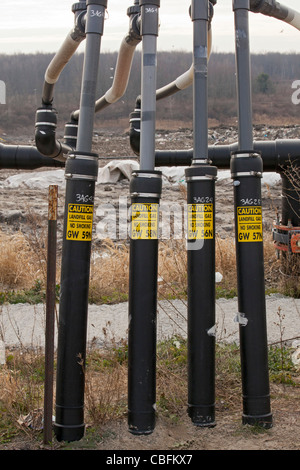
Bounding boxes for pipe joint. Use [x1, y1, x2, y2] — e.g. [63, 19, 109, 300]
[140, 1, 159, 36]
[126, 12, 142, 45]
[65, 151, 99, 182]
[230, 151, 263, 179]
[35, 107, 58, 157]
[127, 4, 140, 17]
[86, 0, 107, 6]
[71, 3, 87, 39]
[72, 12, 87, 40]
[250, 0, 285, 18]
[130, 170, 162, 200]
[129, 102, 141, 156]
[139, 0, 160, 6]
[35, 107, 72, 160]
[233, 0, 250, 11]
[64, 121, 78, 149]
[191, 0, 209, 21]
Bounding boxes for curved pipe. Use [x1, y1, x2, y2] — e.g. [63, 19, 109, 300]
[42, 8, 86, 104]
[250, 0, 300, 31]
[96, 36, 141, 110]
[35, 107, 74, 161]
[71, 12, 141, 120]
[156, 25, 212, 101]
[37, 5, 86, 159]
[0, 143, 65, 169]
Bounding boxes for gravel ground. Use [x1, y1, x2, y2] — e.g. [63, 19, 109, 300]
[0, 294, 299, 350]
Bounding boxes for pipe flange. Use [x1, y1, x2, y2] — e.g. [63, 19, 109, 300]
[72, 2, 87, 13]
[86, 0, 107, 6]
[127, 5, 140, 16]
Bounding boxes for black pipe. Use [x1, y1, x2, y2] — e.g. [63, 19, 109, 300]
[250, 0, 290, 21]
[35, 106, 74, 161]
[186, 164, 217, 426]
[186, 0, 217, 427]
[129, 115, 300, 169]
[232, 0, 272, 428]
[0, 143, 65, 169]
[128, 170, 162, 435]
[37, 2, 86, 161]
[54, 0, 107, 443]
[127, 0, 160, 435]
[231, 151, 272, 427]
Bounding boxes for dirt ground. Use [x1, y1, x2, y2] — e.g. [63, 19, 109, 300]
[0, 122, 299, 451]
[0, 121, 290, 243]
[0, 382, 299, 451]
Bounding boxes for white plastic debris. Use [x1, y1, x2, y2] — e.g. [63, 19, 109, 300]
[291, 340, 300, 367]
[0, 340, 6, 365]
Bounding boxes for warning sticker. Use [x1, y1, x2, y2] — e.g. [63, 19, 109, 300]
[237, 206, 263, 242]
[66, 204, 94, 241]
[187, 203, 213, 240]
[131, 203, 158, 240]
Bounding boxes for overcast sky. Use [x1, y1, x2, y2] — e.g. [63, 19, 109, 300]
[0, 0, 299, 55]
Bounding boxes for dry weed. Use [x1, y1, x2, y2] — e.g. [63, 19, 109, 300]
[0, 230, 39, 290]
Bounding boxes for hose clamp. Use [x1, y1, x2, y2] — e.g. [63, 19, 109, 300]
[130, 191, 161, 199]
[231, 171, 262, 178]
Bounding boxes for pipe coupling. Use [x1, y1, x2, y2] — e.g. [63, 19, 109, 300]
[65, 151, 99, 181]
[230, 151, 263, 178]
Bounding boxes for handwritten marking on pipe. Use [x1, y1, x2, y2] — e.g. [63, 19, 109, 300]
[237, 206, 263, 242]
[131, 203, 158, 240]
[187, 204, 213, 240]
[66, 204, 94, 241]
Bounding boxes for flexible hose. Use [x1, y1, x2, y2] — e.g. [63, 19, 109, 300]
[251, 1, 300, 31]
[156, 26, 212, 100]
[95, 36, 140, 111]
[282, 6, 300, 30]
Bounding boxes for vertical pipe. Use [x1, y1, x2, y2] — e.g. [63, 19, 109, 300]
[43, 185, 58, 445]
[192, 0, 209, 164]
[234, 0, 253, 151]
[139, 0, 159, 171]
[231, 0, 272, 428]
[127, 0, 160, 435]
[186, 0, 217, 427]
[54, 0, 107, 443]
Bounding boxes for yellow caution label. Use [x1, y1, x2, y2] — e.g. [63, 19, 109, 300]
[187, 203, 213, 240]
[131, 203, 158, 240]
[237, 206, 263, 242]
[66, 204, 93, 241]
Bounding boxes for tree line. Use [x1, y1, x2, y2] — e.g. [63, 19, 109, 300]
[0, 50, 299, 131]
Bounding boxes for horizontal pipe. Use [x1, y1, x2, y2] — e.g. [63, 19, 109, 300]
[0, 143, 65, 169]
[153, 139, 300, 171]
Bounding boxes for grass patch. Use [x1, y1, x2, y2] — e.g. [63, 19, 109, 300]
[0, 334, 298, 447]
